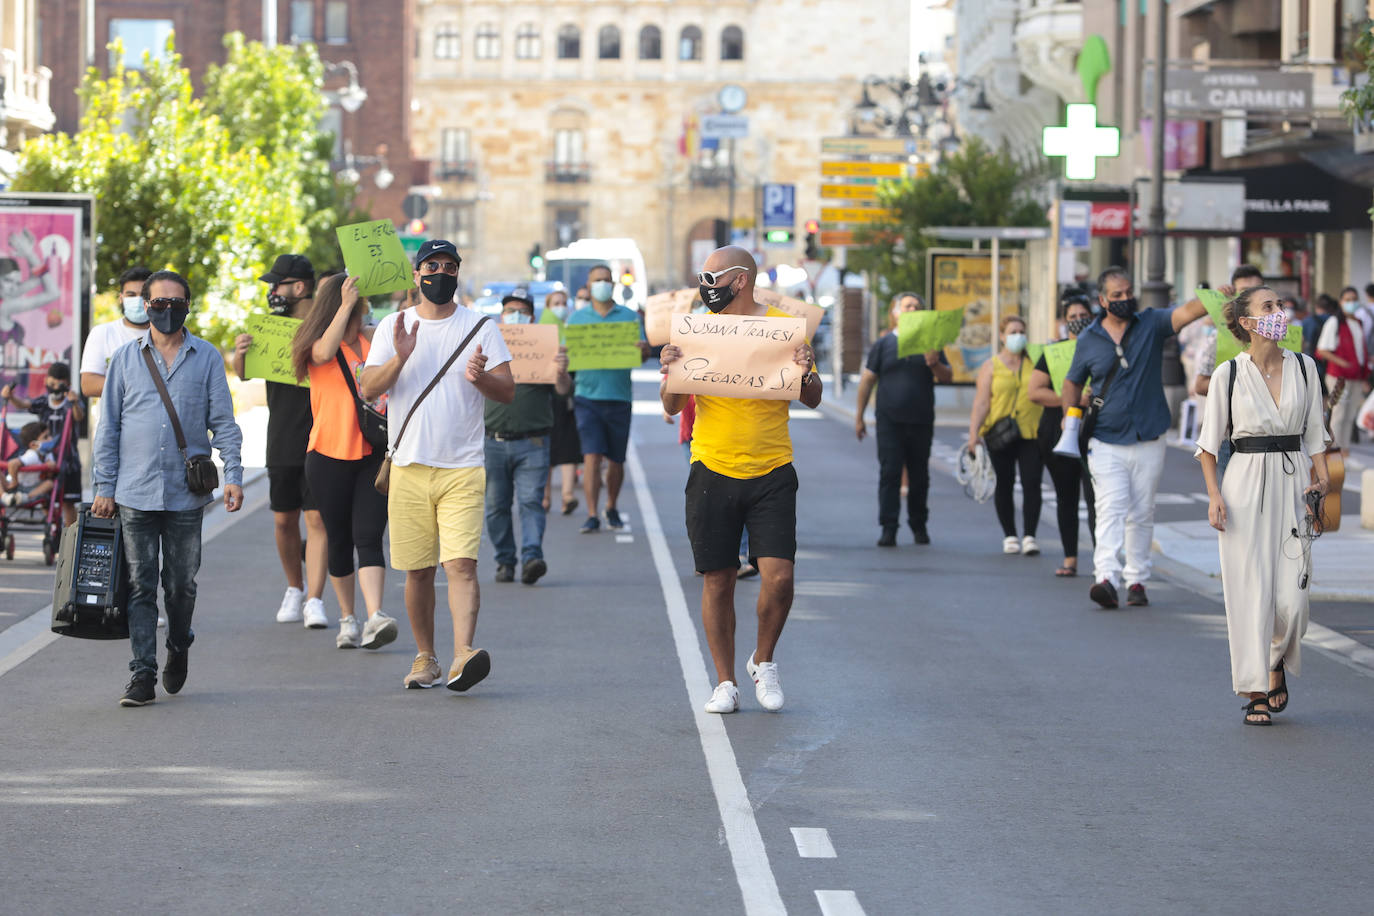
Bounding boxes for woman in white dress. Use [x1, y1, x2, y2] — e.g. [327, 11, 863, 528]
[1196, 285, 1330, 726]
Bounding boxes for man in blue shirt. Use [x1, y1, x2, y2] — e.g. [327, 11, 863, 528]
[566, 263, 650, 533]
[1061, 266, 1206, 609]
[93, 270, 244, 707]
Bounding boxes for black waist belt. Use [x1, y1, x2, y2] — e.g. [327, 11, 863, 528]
[486, 428, 551, 442]
[1232, 435, 1302, 453]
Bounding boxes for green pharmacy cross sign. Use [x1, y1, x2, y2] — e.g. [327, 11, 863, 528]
[1042, 104, 1119, 180]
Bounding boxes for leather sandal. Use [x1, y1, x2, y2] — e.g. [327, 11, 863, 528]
[1243, 696, 1272, 726]
[1267, 662, 1288, 714]
[1055, 564, 1077, 577]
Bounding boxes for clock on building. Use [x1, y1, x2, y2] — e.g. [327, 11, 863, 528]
[718, 84, 748, 114]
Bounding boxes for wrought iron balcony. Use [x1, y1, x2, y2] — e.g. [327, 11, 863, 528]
[437, 160, 476, 181]
[546, 161, 591, 183]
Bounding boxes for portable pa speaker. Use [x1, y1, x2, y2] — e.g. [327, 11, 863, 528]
[51, 506, 130, 640]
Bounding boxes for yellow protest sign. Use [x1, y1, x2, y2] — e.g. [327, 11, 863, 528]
[1043, 339, 1076, 394]
[664, 312, 807, 401]
[897, 309, 963, 358]
[564, 321, 643, 371]
[243, 314, 307, 387]
[336, 219, 414, 297]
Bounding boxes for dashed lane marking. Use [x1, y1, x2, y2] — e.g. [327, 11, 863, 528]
[615, 534, 634, 543]
[815, 890, 866, 916]
[790, 827, 837, 858]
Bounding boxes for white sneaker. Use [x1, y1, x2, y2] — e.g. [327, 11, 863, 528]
[275, 587, 304, 623]
[704, 681, 740, 714]
[360, 612, 399, 650]
[302, 597, 328, 629]
[746, 654, 785, 712]
[1002, 536, 1021, 555]
[1022, 535, 1040, 556]
[336, 615, 360, 649]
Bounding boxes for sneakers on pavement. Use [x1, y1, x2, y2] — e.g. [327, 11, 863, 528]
[119, 673, 156, 707]
[1090, 579, 1120, 609]
[403, 653, 442, 689]
[336, 615, 361, 649]
[447, 647, 491, 692]
[580, 516, 600, 534]
[877, 526, 897, 547]
[746, 653, 785, 712]
[163, 648, 189, 695]
[521, 558, 547, 585]
[704, 681, 740, 714]
[302, 597, 328, 629]
[1022, 535, 1040, 556]
[360, 612, 398, 650]
[1126, 583, 1149, 606]
[1003, 536, 1021, 555]
[275, 587, 304, 623]
[494, 564, 515, 583]
[605, 507, 624, 529]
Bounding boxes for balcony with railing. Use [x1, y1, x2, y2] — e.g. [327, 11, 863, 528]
[1, 49, 55, 138]
[437, 160, 477, 181]
[546, 161, 591, 183]
[1013, 0, 1083, 102]
[689, 163, 735, 188]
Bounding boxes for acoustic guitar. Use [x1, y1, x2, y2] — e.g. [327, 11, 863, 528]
[1319, 378, 1346, 532]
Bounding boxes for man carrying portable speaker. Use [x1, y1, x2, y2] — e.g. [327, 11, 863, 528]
[93, 270, 244, 707]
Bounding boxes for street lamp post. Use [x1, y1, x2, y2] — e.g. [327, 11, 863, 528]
[1141, 0, 1169, 310]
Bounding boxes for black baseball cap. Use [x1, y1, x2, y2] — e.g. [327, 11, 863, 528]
[259, 254, 315, 285]
[502, 287, 534, 308]
[414, 239, 462, 268]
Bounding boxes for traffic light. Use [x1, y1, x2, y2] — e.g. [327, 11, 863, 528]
[764, 229, 793, 244]
[406, 218, 427, 235]
[620, 271, 634, 286]
[528, 243, 543, 271]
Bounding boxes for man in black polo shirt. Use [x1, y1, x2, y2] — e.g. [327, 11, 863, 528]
[855, 292, 952, 546]
[483, 289, 572, 585]
[232, 253, 329, 628]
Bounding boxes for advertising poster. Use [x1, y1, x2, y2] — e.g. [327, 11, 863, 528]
[0, 198, 90, 401]
[927, 250, 1024, 384]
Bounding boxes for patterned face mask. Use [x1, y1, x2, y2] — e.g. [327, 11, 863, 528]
[1251, 311, 1288, 342]
[1065, 316, 1092, 337]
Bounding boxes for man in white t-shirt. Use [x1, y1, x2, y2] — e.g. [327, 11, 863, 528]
[361, 240, 514, 692]
[80, 266, 152, 397]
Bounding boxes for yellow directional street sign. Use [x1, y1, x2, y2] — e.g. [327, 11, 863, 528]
[821, 161, 905, 178]
[820, 137, 914, 156]
[820, 183, 879, 201]
[821, 207, 895, 224]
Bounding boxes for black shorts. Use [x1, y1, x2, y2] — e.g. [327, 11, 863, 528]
[685, 461, 798, 572]
[268, 465, 316, 513]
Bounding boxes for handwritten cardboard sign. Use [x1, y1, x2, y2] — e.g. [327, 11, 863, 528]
[336, 219, 414, 297]
[564, 321, 643, 372]
[1043, 339, 1076, 395]
[498, 323, 560, 384]
[243, 314, 308, 387]
[1197, 287, 1301, 364]
[665, 312, 807, 401]
[644, 288, 699, 346]
[753, 289, 824, 340]
[897, 308, 964, 359]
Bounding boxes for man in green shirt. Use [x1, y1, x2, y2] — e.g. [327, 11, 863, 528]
[484, 289, 572, 584]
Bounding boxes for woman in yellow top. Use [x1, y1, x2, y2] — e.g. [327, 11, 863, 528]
[967, 314, 1045, 555]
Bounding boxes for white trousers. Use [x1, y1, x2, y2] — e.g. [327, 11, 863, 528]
[1086, 436, 1166, 587]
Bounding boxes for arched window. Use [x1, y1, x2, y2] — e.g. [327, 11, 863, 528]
[679, 25, 702, 61]
[434, 26, 461, 60]
[720, 25, 744, 61]
[557, 24, 580, 59]
[598, 25, 621, 59]
[515, 23, 541, 59]
[638, 25, 661, 60]
[475, 22, 501, 59]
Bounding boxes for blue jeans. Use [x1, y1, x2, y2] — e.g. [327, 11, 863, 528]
[119, 507, 203, 679]
[484, 436, 551, 567]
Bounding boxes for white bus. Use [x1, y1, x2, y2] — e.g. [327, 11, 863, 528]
[544, 238, 648, 312]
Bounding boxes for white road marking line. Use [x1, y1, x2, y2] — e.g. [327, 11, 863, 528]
[626, 441, 785, 916]
[0, 486, 270, 681]
[615, 534, 634, 543]
[815, 890, 866, 916]
[790, 827, 837, 858]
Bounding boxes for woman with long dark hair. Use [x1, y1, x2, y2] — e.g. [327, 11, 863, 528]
[290, 274, 397, 651]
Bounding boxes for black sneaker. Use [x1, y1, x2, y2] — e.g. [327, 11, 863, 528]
[1089, 580, 1120, 609]
[163, 647, 189, 695]
[877, 526, 897, 547]
[521, 558, 548, 585]
[120, 673, 156, 707]
[911, 525, 931, 545]
[1126, 583, 1149, 607]
[579, 517, 600, 534]
[494, 564, 515, 583]
[605, 507, 624, 529]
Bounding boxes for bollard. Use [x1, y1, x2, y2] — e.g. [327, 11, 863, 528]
[1364, 469, 1374, 531]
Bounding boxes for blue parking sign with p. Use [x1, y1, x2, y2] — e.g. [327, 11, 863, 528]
[762, 183, 795, 228]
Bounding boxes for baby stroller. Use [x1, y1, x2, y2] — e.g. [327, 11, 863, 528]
[0, 401, 74, 566]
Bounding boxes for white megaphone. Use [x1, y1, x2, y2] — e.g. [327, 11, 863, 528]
[1053, 407, 1083, 457]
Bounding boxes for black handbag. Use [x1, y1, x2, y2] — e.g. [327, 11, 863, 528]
[336, 351, 388, 449]
[140, 347, 220, 496]
[983, 356, 1025, 453]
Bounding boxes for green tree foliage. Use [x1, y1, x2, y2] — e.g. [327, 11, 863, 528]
[848, 137, 1048, 301]
[12, 33, 363, 349]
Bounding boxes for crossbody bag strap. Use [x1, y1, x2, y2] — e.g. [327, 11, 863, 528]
[140, 345, 190, 459]
[1090, 321, 1133, 408]
[391, 315, 491, 452]
[335, 348, 366, 407]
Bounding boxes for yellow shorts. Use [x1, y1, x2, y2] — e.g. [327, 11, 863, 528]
[387, 463, 485, 570]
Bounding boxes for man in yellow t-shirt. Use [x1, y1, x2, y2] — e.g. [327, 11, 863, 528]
[659, 247, 822, 715]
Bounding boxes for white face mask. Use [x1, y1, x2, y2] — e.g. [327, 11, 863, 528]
[503, 310, 532, 325]
[1005, 332, 1027, 354]
[549, 304, 568, 321]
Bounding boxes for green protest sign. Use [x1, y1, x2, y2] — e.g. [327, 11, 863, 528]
[897, 308, 964, 359]
[336, 219, 414, 297]
[1026, 343, 1044, 367]
[243, 314, 308, 387]
[564, 321, 643, 371]
[1043, 339, 1076, 395]
[1196, 287, 1301, 364]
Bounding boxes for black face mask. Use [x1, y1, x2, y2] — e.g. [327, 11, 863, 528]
[419, 272, 458, 306]
[1106, 296, 1137, 319]
[1066, 316, 1093, 337]
[699, 280, 739, 313]
[267, 292, 300, 315]
[150, 304, 189, 335]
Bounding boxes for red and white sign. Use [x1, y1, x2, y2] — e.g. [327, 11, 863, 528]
[1091, 202, 1131, 237]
